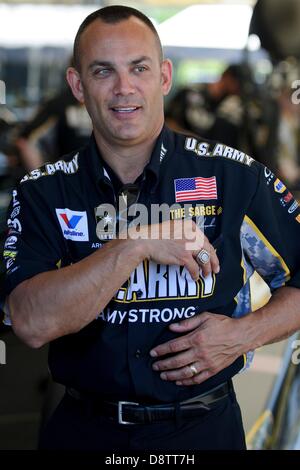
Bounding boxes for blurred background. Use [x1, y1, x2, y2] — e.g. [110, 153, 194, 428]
[1, 0, 300, 450]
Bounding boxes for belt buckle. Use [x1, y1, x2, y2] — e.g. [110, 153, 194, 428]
[118, 401, 139, 425]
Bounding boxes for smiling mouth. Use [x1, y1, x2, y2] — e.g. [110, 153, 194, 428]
[111, 106, 141, 114]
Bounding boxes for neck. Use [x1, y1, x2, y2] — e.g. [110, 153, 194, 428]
[94, 130, 162, 184]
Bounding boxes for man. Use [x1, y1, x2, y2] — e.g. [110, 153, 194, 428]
[2, 6, 300, 451]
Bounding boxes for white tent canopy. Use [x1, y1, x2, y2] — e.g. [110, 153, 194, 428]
[0, 3, 259, 54]
[158, 4, 257, 50]
[0, 4, 97, 48]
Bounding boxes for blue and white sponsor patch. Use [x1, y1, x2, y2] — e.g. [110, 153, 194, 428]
[56, 208, 89, 242]
[288, 200, 299, 214]
[4, 235, 18, 249]
[274, 178, 286, 194]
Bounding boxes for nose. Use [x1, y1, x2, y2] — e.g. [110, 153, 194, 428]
[113, 71, 135, 96]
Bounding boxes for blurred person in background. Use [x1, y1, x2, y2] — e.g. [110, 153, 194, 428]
[277, 86, 300, 188]
[166, 64, 280, 171]
[270, 60, 300, 191]
[0, 107, 20, 181]
[15, 83, 92, 172]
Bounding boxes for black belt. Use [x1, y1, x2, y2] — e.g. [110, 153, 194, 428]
[67, 382, 230, 425]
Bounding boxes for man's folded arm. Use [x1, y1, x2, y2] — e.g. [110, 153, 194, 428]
[8, 238, 145, 348]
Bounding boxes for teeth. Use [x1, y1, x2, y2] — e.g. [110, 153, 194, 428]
[113, 107, 137, 113]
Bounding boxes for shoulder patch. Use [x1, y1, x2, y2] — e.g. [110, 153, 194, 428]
[20, 153, 79, 183]
[184, 137, 254, 167]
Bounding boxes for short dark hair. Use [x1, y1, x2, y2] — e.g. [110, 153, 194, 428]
[222, 64, 252, 85]
[73, 5, 163, 70]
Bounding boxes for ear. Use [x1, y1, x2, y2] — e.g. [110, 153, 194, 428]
[161, 59, 173, 96]
[66, 67, 85, 104]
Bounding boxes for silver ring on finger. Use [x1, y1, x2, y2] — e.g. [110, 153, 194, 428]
[196, 248, 210, 265]
[189, 364, 198, 376]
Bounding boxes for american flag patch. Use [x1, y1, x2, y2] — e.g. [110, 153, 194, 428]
[174, 177, 217, 202]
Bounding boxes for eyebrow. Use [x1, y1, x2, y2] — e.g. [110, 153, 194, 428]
[131, 56, 153, 65]
[88, 56, 153, 70]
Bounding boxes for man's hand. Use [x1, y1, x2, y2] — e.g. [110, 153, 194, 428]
[130, 219, 220, 280]
[150, 313, 245, 386]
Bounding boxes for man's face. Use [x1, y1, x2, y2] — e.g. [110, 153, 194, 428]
[67, 17, 172, 148]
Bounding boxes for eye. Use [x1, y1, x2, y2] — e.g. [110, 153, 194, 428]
[134, 65, 147, 73]
[93, 68, 112, 77]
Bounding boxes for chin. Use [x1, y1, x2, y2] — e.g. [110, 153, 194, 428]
[114, 128, 145, 142]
